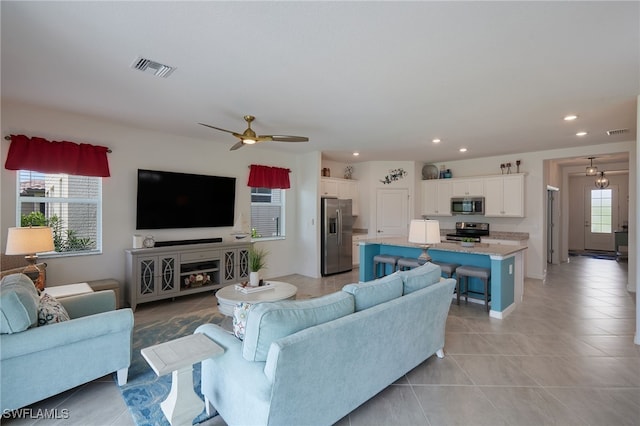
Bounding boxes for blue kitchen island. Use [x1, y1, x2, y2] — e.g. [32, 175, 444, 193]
[359, 238, 527, 319]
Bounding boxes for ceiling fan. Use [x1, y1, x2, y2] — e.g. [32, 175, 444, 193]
[199, 115, 309, 151]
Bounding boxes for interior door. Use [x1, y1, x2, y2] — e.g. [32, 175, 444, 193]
[376, 189, 408, 236]
[584, 186, 617, 251]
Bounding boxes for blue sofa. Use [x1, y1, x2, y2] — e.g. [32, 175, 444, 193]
[196, 262, 455, 426]
[0, 273, 134, 412]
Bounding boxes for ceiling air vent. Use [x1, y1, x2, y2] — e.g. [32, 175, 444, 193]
[606, 128, 629, 136]
[130, 57, 176, 78]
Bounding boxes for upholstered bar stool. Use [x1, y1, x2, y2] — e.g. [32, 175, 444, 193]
[455, 265, 491, 312]
[373, 254, 401, 278]
[396, 257, 427, 271]
[431, 261, 460, 279]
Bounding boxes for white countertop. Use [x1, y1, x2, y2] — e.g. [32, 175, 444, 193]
[360, 237, 527, 257]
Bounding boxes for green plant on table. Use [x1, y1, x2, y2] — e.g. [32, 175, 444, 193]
[249, 247, 269, 272]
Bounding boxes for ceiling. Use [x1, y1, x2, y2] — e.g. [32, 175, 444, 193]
[1, 2, 638, 165]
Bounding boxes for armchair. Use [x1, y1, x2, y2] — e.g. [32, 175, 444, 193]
[0, 273, 134, 412]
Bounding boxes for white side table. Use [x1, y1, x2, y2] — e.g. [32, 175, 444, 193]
[141, 333, 224, 426]
[43, 282, 93, 298]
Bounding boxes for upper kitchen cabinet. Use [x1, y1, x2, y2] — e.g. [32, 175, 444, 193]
[483, 174, 525, 217]
[421, 180, 452, 216]
[451, 178, 484, 197]
[321, 177, 359, 216]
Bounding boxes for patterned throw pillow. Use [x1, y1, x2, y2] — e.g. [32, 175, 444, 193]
[38, 293, 70, 326]
[232, 302, 252, 340]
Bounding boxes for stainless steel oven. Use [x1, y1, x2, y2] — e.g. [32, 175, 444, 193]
[451, 197, 484, 215]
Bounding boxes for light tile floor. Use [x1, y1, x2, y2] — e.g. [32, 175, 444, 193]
[4, 256, 638, 425]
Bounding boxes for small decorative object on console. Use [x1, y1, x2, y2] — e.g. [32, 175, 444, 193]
[143, 235, 155, 248]
[184, 273, 211, 288]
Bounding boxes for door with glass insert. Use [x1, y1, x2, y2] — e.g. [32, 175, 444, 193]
[584, 187, 617, 251]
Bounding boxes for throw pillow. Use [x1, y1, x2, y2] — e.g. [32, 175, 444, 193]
[38, 293, 70, 326]
[233, 302, 252, 340]
[0, 273, 40, 334]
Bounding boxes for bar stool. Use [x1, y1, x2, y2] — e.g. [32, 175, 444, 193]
[455, 265, 491, 312]
[431, 261, 460, 279]
[396, 257, 427, 271]
[373, 254, 401, 278]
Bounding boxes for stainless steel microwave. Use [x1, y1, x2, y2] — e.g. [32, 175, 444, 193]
[451, 197, 485, 215]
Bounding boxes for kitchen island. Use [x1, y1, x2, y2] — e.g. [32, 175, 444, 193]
[359, 238, 527, 319]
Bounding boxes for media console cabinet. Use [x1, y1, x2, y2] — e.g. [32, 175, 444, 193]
[125, 241, 250, 311]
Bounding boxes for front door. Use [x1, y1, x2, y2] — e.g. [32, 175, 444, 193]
[584, 186, 617, 251]
[376, 189, 409, 236]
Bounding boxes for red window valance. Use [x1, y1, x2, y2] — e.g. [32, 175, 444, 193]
[4, 134, 111, 177]
[248, 164, 291, 189]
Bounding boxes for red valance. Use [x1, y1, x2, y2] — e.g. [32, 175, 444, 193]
[5, 135, 111, 177]
[248, 164, 291, 189]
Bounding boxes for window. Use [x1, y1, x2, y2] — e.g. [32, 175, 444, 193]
[250, 187, 285, 239]
[591, 189, 612, 234]
[17, 170, 102, 255]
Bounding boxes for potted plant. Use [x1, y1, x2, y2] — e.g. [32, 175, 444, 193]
[248, 247, 268, 286]
[461, 238, 475, 248]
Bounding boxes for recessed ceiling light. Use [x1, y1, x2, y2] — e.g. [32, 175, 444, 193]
[564, 114, 578, 121]
[576, 131, 588, 137]
[459, 147, 467, 153]
[353, 152, 359, 156]
[432, 138, 441, 143]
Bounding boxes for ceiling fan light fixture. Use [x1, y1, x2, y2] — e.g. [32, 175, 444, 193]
[563, 114, 578, 121]
[243, 139, 257, 145]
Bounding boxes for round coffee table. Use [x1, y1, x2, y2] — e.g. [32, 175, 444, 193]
[215, 281, 298, 316]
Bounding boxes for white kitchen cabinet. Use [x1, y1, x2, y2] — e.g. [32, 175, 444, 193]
[451, 178, 484, 197]
[421, 180, 452, 216]
[483, 174, 524, 217]
[321, 177, 359, 216]
[321, 179, 339, 197]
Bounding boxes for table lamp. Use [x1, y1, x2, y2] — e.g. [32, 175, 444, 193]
[5, 226, 54, 287]
[408, 219, 441, 261]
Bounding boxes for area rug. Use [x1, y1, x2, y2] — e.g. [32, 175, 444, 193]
[115, 309, 226, 426]
[569, 250, 617, 260]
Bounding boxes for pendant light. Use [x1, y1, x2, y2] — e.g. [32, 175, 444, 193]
[585, 157, 598, 176]
[595, 171, 609, 189]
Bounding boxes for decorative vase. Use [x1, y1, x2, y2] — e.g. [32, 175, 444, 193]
[249, 271, 260, 287]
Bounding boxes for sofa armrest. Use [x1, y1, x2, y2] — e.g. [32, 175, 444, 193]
[1, 308, 134, 360]
[59, 290, 116, 319]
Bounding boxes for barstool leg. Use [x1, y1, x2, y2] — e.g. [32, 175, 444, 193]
[484, 278, 489, 312]
[456, 278, 461, 305]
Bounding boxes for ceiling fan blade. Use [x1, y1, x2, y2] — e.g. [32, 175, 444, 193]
[229, 140, 245, 151]
[260, 135, 309, 143]
[198, 123, 238, 135]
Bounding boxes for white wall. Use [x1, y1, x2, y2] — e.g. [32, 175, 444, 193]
[1, 100, 305, 286]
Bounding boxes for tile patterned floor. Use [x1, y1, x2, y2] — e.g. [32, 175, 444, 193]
[4, 256, 638, 425]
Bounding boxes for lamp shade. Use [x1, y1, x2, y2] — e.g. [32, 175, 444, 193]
[5, 227, 54, 255]
[408, 220, 441, 245]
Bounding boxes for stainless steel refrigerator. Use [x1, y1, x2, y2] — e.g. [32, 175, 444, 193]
[321, 198, 353, 276]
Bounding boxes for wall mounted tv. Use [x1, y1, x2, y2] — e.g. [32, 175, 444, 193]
[136, 169, 236, 230]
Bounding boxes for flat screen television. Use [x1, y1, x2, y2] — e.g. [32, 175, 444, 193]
[136, 169, 236, 230]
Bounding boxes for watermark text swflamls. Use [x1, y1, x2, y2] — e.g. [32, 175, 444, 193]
[2, 408, 70, 419]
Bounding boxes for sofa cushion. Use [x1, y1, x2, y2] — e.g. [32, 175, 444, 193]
[396, 262, 442, 295]
[0, 273, 40, 334]
[342, 273, 404, 311]
[38, 293, 70, 326]
[242, 291, 354, 362]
